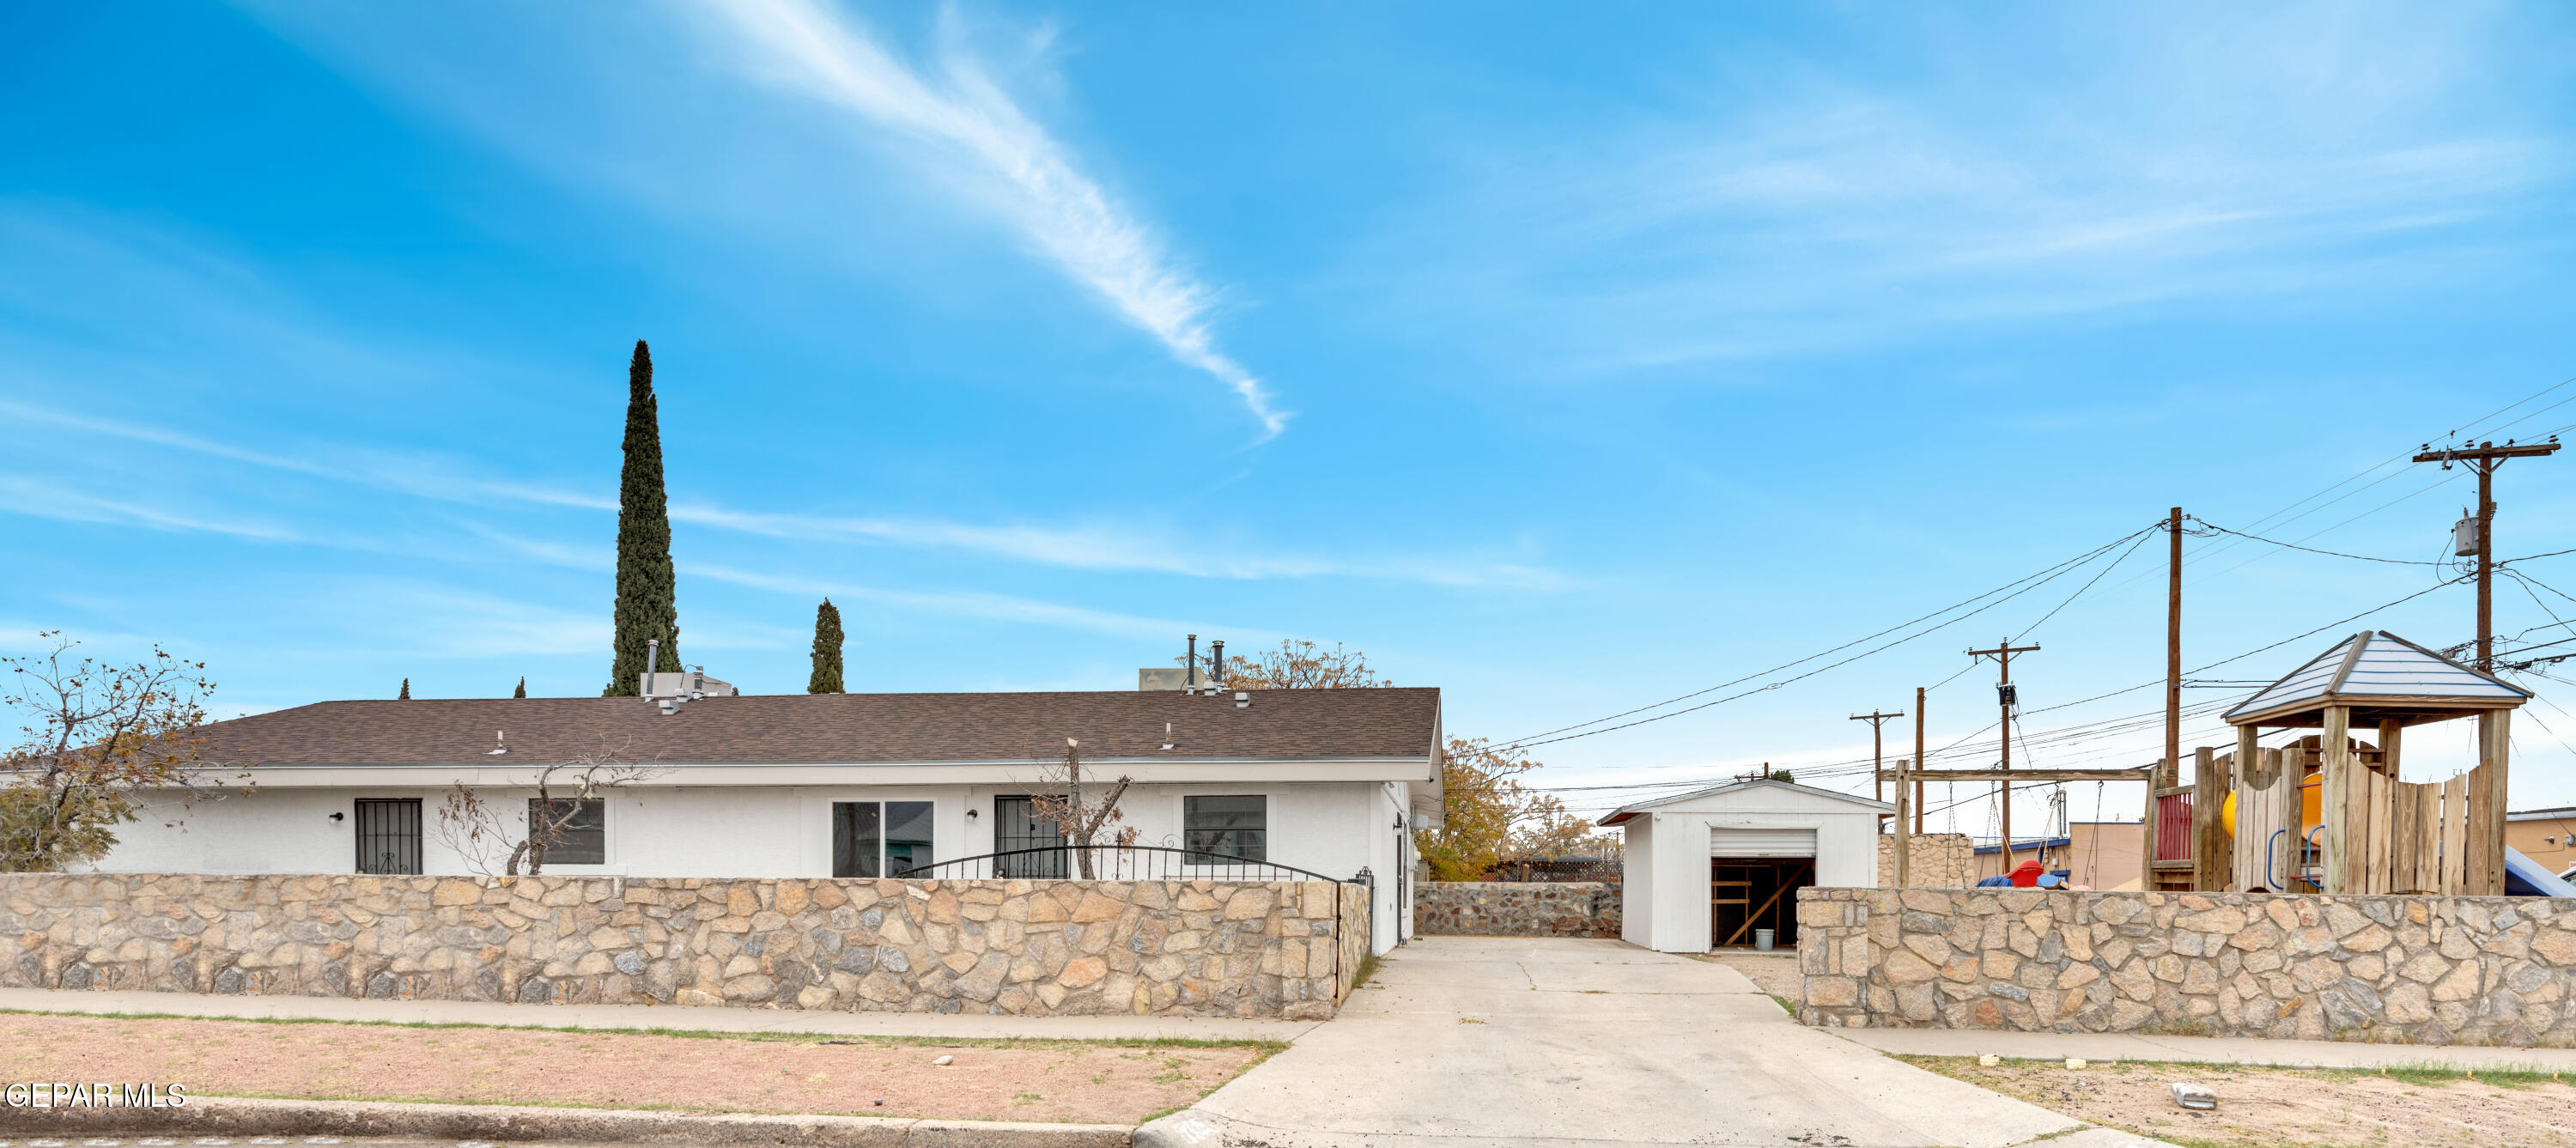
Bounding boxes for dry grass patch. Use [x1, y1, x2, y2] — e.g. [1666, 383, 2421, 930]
[0, 1011, 1276, 1126]
[1905, 1054, 2576, 1148]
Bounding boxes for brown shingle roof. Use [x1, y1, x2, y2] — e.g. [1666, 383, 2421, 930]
[198, 689, 1442, 766]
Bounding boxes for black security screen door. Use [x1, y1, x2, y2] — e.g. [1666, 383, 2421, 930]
[833, 802, 882, 878]
[993, 797, 1066, 878]
[354, 799, 422, 875]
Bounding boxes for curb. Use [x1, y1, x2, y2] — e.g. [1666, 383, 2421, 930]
[1131, 1109, 1229, 1148]
[0, 1096, 1132, 1146]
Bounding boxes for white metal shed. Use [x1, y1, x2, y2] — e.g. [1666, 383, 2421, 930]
[1601, 779, 1890, 953]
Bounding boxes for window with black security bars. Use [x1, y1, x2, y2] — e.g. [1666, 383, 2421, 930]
[354, 799, 422, 875]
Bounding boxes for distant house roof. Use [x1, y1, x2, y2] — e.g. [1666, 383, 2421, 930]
[1598, 778, 1893, 826]
[1973, 836, 2072, 855]
[191, 689, 1443, 767]
[2224, 630, 2529, 729]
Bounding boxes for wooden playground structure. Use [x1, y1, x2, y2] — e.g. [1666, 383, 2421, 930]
[2191, 629, 2524, 895]
[1891, 630, 2528, 896]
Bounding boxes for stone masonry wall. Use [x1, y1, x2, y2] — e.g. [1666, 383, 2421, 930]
[1336, 882, 1371, 980]
[0, 873, 1367, 1020]
[1413, 882, 1619, 938]
[1797, 886, 2576, 1047]
[1877, 834, 1978, 889]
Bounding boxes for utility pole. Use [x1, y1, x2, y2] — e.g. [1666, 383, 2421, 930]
[2166, 507, 2183, 792]
[2412, 439, 2561, 671]
[1967, 639, 2041, 865]
[2415, 438, 2558, 835]
[1851, 708, 1905, 814]
[1912, 687, 1926, 834]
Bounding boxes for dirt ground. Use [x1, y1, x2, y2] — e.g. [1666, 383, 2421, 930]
[1910, 1055, 2576, 1148]
[0, 1012, 1271, 1126]
[1702, 950, 1803, 1004]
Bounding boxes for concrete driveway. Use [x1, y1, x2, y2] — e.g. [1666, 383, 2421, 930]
[1174, 937, 2162, 1147]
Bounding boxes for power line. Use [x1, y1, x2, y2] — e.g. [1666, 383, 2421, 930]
[2012, 529, 2159, 638]
[2187, 519, 2442, 566]
[2115, 376, 2576, 591]
[1541, 385, 2576, 809]
[1500, 524, 2160, 750]
[1534, 569, 2478, 809]
[1958, 570, 2481, 728]
[2190, 471, 2467, 587]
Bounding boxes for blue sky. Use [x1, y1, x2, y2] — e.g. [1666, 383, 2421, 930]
[6, 2, 2576, 829]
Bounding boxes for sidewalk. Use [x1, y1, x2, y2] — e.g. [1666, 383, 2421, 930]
[0, 987, 1318, 1042]
[1831, 1024, 2576, 1071]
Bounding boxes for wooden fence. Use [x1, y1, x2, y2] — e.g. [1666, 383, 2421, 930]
[2207, 744, 2500, 896]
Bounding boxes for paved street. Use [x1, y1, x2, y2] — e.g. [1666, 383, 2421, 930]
[1185, 937, 2161, 1147]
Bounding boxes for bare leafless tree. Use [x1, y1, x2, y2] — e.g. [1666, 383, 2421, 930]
[1183, 638, 1390, 689]
[1028, 738, 1136, 879]
[2, 633, 246, 872]
[434, 742, 657, 876]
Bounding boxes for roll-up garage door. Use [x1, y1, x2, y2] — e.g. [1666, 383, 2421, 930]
[1709, 828, 1816, 858]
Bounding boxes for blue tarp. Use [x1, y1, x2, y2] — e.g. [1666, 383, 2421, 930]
[2506, 846, 2576, 897]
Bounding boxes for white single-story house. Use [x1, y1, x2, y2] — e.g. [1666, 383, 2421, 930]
[92, 675, 1443, 954]
[1600, 779, 1888, 953]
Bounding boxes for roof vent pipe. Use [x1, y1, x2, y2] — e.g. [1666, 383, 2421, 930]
[1210, 640, 1224, 689]
[1185, 635, 1198, 688]
[644, 638, 661, 701]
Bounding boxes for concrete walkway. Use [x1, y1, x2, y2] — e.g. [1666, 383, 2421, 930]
[0, 986, 1318, 1043]
[1834, 1024, 2576, 1071]
[1176, 937, 2175, 1147]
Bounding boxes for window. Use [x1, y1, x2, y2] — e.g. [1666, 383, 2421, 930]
[993, 797, 1067, 878]
[834, 800, 935, 878]
[527, 798, 606, 866]
[1184, 795, 1266, 861]
[353, 799, 422, 875]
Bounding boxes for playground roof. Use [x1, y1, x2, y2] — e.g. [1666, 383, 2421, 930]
[2224, 629, 2529, 729]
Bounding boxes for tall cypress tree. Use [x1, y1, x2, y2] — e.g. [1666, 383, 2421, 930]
[513, 677, 527, 699]
[808, 598, 846, 694]
[398, 677, 411, 701]
[604, 339, 682, 695]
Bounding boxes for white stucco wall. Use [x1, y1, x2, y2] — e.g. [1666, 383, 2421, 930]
[90, 779, 1418, 953]
[1619, 815, 1656, 948]
[1612, 782, 1888, 954]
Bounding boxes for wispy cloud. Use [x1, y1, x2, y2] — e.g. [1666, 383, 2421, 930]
[699, 0, 1287, 439]
[6, 394, 1554, 586]
[0, 398, 614, 514]
[0, 475, 301, 542]
[670, 501, 1565, 587]
[689, 562, 1246, 642]
[1354, 25, 2564, 374]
